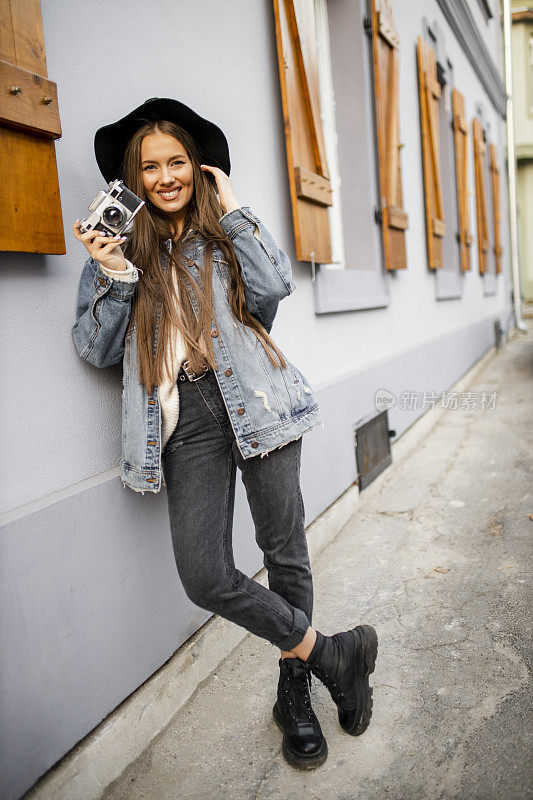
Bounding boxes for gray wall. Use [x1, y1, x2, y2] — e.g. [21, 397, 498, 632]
[0, 1, 512, 798]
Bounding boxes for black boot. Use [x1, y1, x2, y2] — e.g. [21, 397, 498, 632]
[304, 624, 378, 736]
[272, 657, 328, 769]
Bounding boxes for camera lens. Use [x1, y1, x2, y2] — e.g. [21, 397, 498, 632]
[102, 205, 125, 227]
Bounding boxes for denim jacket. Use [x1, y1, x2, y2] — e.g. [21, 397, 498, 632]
[71, 207, 323, 493]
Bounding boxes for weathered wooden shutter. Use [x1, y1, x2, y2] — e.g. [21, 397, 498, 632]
[451, 88, 472, 271]
[489, 143, 503, 274]
[370, 0, 409, 270]
[272, 0, 332, 265]
[472, 118, 489, 274]
[417, 36, 445, 269]
[0, 0, 65, 253]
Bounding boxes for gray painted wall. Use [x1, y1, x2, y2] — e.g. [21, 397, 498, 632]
[0, 2, 512, 798]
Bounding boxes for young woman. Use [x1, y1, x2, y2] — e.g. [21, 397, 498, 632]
[71, 97, 377, 770]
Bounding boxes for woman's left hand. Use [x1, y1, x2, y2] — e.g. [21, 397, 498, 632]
[200, 164, 240, 215]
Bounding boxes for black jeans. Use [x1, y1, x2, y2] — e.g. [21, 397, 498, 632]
[162, 367, 313, 651]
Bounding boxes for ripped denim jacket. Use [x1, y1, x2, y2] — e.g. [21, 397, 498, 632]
[71, 207, 323, 493]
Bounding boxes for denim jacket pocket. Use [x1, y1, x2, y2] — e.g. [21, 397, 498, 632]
[280, 361, 310, 415]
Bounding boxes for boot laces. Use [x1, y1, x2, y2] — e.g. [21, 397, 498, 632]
[281, 669, 315, 725]
[311, 664, 346, 704]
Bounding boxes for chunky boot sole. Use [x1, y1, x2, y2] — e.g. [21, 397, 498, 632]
[338, 624, 378, 736]
[272, 702, 328, 769]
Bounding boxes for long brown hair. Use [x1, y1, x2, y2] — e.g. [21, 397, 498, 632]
[120, 119, 287, 395]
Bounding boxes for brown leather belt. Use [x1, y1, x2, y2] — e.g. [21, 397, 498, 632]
[178, 359, 210, 382]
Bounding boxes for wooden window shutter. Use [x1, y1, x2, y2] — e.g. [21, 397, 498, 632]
[0, 0, 65, 253]
[489, 143, 503, 274]
[416, 36, 446, 269]
[272, 0, 332, 265]
[472, 117, 489, 274]
[370, 0, 408, 271]
[451, 88, 472, 272]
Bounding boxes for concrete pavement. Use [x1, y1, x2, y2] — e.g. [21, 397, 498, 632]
[101, 330, 532, 800]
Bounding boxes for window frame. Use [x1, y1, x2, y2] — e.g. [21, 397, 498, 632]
[313, 0, 346, 271]
[473, 105, 498, 295]
[313, 0, 402, 314]
[272, 0, 334, 267]
[420, 18, 465, 300]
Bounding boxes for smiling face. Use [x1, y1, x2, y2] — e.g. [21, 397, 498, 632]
[141, 130, 194, 235]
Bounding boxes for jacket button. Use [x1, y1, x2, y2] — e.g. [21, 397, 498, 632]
[225, 368, 232, 376]
[211, 329, 219, 337]
[237, 407, 245, 415]
[251, 441, 259, 448]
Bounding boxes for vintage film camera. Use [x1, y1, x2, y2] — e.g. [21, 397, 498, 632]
[77, 179, 144, 238]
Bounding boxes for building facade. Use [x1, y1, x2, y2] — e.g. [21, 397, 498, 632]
[0, 1, 513, 798]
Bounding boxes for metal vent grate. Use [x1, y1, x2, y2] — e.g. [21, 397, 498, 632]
[354, 410, 393, 490]
[494, 319, 503, 350]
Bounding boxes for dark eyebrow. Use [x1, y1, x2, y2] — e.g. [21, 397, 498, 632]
[141, 154, 186, 165]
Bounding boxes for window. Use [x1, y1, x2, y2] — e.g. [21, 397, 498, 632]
[473, 117, 490, 275]
[473, 113, 501, 289]
[314, 0, 345, 270]
[370, 0, 409, 271]
[417, 19, 475, 298]
[417, 34, 446, 270]
[489, 142, 503, 274]
[437, 58, 467, 287]
[451, 87, 473, 272]
[272, 0, 333, 267]
[272, 0, 408, 313]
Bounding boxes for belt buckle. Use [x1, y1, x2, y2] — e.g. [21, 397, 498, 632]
[182, 359, 208, 381]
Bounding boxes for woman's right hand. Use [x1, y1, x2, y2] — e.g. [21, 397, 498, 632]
[72, 221, 128, 271]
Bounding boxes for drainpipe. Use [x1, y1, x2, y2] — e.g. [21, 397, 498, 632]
[502, 0, 528, 332]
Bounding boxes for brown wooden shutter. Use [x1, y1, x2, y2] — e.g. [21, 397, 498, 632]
[489, 143, 503, 274]
[451, 88, 472, 272]
[0, 0, 65, 253]
[272, 0, 332, 265]
[370, 0, 409, 271]
[417, 36, 445, 269]
[472, 117, 489, 274]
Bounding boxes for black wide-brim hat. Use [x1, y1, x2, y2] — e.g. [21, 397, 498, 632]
[94, 97, 230, 184]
